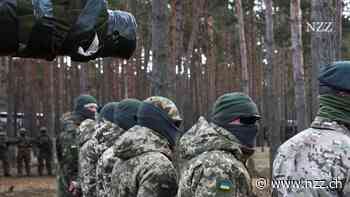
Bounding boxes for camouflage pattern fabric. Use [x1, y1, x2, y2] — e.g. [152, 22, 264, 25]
[176, 117, 253, 197]
[111, 125, 178, 197]
[56, 112, 83, 197]
[79, 120, 123, 197]
[273, 116, 350, 196]
[144, 96, 182, 121]
[78, 118, 99, 197]
[96, 146, 122, 197]
[95, 124, 125, 197]
[16, 134, 34, 176]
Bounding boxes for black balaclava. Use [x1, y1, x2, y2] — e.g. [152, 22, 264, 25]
[137, 102, 180, 146]
[211, 92, 260, 149]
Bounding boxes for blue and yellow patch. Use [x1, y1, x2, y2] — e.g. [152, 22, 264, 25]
[217, 180, 233, 192]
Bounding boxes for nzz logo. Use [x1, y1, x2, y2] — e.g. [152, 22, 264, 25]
[306, 22, 334, 33]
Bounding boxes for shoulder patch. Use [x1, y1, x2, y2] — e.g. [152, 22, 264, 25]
[217, 180, 233, 192]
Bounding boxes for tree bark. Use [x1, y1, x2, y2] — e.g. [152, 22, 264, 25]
[6, 57, 15, 137]
[335, 0, 342, 59]
[291, 0, 307, 131]
[151, 0, 169, 96]
[310, 0, 337, 118]
[263, 0, 280, 167]
[235, 0, 249, 95]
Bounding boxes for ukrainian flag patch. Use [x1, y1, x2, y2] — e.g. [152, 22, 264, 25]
[217, 180, 233, 192]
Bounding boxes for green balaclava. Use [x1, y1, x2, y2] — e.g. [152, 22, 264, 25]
[318, 61, 350, 125]
[211, 92, 260, 125]
[99, 102, 119, 122]
[73, 94, 98, 119]
[211, 92, 260, 148]
[114, 98, 141, 130]
[318, 94, 350, 125]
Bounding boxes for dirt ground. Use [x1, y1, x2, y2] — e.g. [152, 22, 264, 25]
[0, 147, 271, 197]
[0, 176, 56, 197]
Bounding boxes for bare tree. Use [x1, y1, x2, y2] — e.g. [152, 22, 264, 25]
[235, 0, 249, 95]
[263, 0, 281, 163]
[6, 57, 16, 136]
[151, 0, 169, 96]
[310, 0, 337, 118]
[335, 0, 342, 59]
[291, 0, 307, 131]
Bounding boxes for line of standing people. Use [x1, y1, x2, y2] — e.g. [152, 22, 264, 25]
[0, 126, 53, 177]
[56, 92, 260, 197]
[56, 61, 350, 197]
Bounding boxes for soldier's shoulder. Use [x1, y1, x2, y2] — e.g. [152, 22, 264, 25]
[198, 150, 246, 173]
[79, 119, 97, 134]
[180, 151, 251, 196]
[126, 151, 174, 173]
[279, 126, 350, 152]
[178, 117, 211, 143]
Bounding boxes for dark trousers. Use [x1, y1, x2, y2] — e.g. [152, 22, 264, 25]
[38, 155, 52, 175]
[17, 152, 31, 176]
[1, 158, 10, 176]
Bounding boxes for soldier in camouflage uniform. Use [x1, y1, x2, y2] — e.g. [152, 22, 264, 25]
[111, 96, 182, 197]
[96, 99, 141, 197]
[273, 61, 350, 196]
[36, 127, 53, 176]
[56, 95, 98, 197]
[177, 92, 261, 197]
[16, 128, 34, 176]
[0, 127, 12, 176]
[78, 102, 119, 197]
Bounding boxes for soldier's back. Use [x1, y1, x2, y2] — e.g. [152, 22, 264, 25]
[111, 126, 178, 197]
[273, 117, 350, 196]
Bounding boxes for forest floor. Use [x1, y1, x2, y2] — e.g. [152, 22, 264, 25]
[0, 147, 271, 197]
[0, 176, 56, 197]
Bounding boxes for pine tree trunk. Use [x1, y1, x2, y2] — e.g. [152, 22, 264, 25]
[6, 57, 15, 137]
[310, 0, 337, 118]
[235, 0, 249, 95]
[151, 0, 169, 96]
[291, 0, 307, 131]
[263, 0, 281, 167]
[335, 0, 342, 59]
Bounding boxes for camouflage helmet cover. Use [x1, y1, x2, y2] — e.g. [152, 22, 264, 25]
[144, 96, 182, 122]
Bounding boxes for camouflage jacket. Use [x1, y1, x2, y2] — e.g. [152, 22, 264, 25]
[111, 125, 178, 197]
[79, 120, 123, 197]
[95, 124, 125, 197]
[96, 146, 122, 197]
[273, 116, 350, 196]
[16, 135, 34, 153]
[56, 112, 83, 197]
[176, 117, 253, 197]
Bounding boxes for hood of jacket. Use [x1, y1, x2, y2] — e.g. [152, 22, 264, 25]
[113, 125, 172, 160]
[95, 120, 126, 150]
[177, 117, 244, 163]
